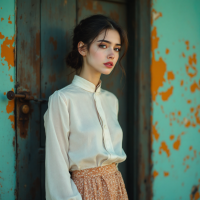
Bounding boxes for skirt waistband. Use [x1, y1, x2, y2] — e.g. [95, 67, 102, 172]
[71, 163, 117, 179]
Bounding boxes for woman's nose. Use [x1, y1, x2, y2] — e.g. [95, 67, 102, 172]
[107, 50, 115, 59]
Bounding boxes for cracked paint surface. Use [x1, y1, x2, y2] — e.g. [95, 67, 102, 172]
[0, 1, 16, 199]
[151, 1, 200, 199]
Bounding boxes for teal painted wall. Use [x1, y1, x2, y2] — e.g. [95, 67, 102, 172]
[0, 0, 16, 199]
[151, 0, 200, 199]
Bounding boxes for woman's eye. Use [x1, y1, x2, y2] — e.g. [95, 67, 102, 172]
[115, 48, 121, 52]
[99, 44, 107, 49]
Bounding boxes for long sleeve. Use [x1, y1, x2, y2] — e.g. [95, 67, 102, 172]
[44, 90, 82, 200]
[115, 96, 120, 170]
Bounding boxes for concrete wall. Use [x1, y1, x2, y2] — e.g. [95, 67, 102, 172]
[151, 0, 200, 199]
[0, 0, 16, 199]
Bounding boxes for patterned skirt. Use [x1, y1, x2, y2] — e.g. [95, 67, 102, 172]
[71, 163, 128, 200]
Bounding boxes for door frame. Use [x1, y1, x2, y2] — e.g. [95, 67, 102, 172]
[126, 0, 151, 199]
[15, 0, 152, 199]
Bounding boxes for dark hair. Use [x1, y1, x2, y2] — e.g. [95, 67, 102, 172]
[66, 14, 128, 76]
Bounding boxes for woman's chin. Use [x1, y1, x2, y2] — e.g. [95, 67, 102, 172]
[101, 69, 113, 75]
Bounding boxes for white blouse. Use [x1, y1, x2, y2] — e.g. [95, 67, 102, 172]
[44, 74, 127, 200]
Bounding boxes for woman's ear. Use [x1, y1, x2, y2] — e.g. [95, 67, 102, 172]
[77, 41, 87, 56]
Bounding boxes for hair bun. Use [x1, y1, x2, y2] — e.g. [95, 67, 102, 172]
[66, 50, 82, 70]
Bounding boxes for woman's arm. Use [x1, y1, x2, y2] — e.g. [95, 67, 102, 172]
[44, 90, 82, 200]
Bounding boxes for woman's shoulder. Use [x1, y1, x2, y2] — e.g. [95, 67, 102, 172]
[48, 83, 76, 102]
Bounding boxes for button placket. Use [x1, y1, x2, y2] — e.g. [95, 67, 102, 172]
[93, 93, 115, 155]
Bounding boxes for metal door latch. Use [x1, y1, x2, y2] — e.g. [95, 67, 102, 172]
[7, 91, 48, 103]
[6, 91, 48, 121]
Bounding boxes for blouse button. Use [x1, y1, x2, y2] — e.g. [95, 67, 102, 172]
[104, 124, 107, 129]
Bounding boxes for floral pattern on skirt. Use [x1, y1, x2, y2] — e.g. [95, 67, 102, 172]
[71, 163, 129, 200]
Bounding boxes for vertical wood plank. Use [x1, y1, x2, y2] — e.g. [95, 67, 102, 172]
[127, 0, 151, 199]
[40, 0, 76, 147]
[16, 0, 41, 199]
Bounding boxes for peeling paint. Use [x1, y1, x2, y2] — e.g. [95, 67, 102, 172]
[159, 141, 170, 157]
[151, 1, 200, 199]
[151, 26, 167, 101]
[0, 1, 16, 198]
[1, 35, 15, 70]
[0, 32, 5, 39]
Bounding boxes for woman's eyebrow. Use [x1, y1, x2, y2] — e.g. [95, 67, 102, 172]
[97, 39, 121, 46]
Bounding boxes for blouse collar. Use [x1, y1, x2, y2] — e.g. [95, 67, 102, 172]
[72, 75, 102, 93]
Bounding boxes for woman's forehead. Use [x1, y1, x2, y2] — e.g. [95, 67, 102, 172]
[95, 29, 121, 44]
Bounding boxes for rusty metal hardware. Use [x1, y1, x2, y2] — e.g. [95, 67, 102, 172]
[7, 91, 48, 102]
[21, 104, 30, 114]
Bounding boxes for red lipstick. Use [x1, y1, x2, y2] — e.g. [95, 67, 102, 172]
[103, 62, 113, 68]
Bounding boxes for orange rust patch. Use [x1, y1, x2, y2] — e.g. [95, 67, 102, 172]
[192, 123, 196, 127]
[159, 141, 170, 157]
[36, 31, 40, 56]
[190, 80, 200, 93]
[159, 86, 174, 101]
[151, 9, 162, 25]
[153, 170, 159, 178]
[49, 74, 56, 83]
[195, 105, 200, 125]
[182, 53, 186, 57]
[180, 80, 184, 86]
[6, 99, 14, 114]
[181, 132, 185, 135]
[183, 155, 190, 161]
[164, 172, 169, 177]
[167, 71, 175, 80]
[178, 111, 181, 116]
[110, 11, 119, 23]
[190, 107, 194, 112]
[166, 48, 170, 54]
[8, 115, 15, 130]
[185, 40, 189, 50]
[194, 192, 200, 200]
[4, 92, 6, 95]
[189, 53, 197, 65]
[152, 121, 160, 141]
[80, 0, 105, 15]
[1, 36, 15, 70]
[187, 100, 192, 104]
[8, 15, 12, 24]
[173, 135, 181, 150]
[193, 45, 195, 49]
[169, 135, 174, 140]
[184, 165, 189, 172]
[189, 146, 193, 150]
[9, 75, 13, 82]
[194, 150, 197, 158]
[49, 37, 57, 51]
[185, 120, 191, 127]
[186, 54, 197, 78]
[1, 18, 4, 21]
[151, 26, 167, 101]
[0, 32, 4, 39]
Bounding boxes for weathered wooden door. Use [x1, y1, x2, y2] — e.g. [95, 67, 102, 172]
[16, 0, 128, 199]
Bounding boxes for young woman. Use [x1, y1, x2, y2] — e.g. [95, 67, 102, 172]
[44, 14, 129, 200]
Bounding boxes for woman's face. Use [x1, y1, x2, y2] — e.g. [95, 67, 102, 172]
[82, 29, 121, 75]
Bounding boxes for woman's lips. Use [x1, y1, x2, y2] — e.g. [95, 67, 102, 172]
[104, 62, 113, 68]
